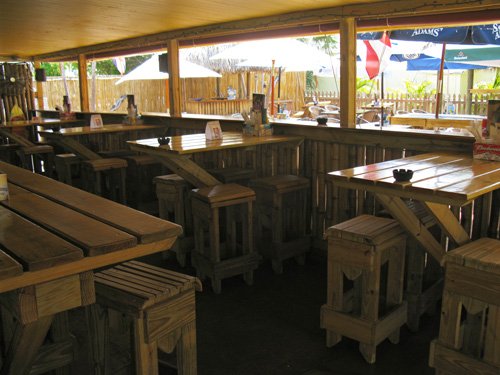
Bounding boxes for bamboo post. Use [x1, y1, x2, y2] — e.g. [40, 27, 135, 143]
[78, 54, 90, 112]
[167, 39, 182, 117]
[339, 17, 357, 128]
[435, 43, 446, 119]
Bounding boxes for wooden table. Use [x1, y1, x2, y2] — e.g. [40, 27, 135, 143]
[0, 161, 181, 374]
[0, 119, 81, 146]
[390, 113, 485, 129]
[327, 152, 500, 264]
[127, 131, 304, 188]
[39, 124, 164, 160]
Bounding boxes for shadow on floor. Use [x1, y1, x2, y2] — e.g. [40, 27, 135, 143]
[70, 250, 439, 374]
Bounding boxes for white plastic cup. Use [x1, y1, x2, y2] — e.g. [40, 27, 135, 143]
[0, 174, 9, 201]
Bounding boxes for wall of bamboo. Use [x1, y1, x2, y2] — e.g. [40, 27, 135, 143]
[41, 71, 306, 115]
[0, 63, 35, 123]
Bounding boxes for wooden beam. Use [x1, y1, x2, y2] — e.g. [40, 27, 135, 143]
[167, 40, 182, 117]
[33, 61, 44, 111]
[339, 17, 357, 129]
[32, 1, 499, 61]
[77, 55, 90, 112]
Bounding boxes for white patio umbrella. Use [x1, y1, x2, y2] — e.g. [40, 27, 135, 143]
[115, 54, 221, 85]
[211, 38, 332, 71]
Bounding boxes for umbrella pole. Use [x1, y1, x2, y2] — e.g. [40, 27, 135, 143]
[277, 67, 282, 113]
[435, 43, 446, 119]
[270, 60, 275, 118]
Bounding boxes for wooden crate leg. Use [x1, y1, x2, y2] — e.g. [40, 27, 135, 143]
[85, 304, 110, 375]
[133, 317, 158, 375]
[359, 264, 380, 364]
[176, 320, 197, 375]
[387, 244, 405, 344]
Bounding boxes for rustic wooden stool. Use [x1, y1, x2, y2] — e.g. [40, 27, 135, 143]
[124, 154, 162, 208]
[0, 143, 20, 164]
[81, 158, 127, 204]
[208, 167, 256, 185]
[249, 175, 310, 274]
[320, 215, 407, 364]
[429, 237, 500, 375]
[87, 261, 201, 375]
[17, 144, 55, 177]
[154, 174, 194, 267]
[54, 153, 81, 185]
[191, 183, 260, 293]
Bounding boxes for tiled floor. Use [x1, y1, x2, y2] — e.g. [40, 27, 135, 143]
[70, 251, 439, 375]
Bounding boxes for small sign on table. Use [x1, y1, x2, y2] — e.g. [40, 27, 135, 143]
[205, 121, 223, 140]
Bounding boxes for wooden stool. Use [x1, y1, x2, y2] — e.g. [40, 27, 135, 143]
[208, 167, 256, 185]
[81, 158, 127, 204]
[17, 144, 55, 177]
[191, 183, 260, 293]
[87, 261, 201, 375]
[0, 143, 20, 165]
[154, 174, 194, 267]
[249, 175, 311, 274]
[124, 154, 162, 208]
[320, 215, 407, 364]
[429, 238, 500, 375]
[54, 153, 81, 185]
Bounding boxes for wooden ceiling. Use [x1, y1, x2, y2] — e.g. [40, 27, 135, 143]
[1, 0, 498, 60]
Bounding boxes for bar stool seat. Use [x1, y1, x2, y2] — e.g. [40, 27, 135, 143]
[191, 183, 259, 293]
[249, 175, 310, 274]
[154, 174, 193, 266]
[321, 215, 407, 363]
[81, 158, 127, 204]
[87, 261, 201, 375]
[429, 238, 500, 375]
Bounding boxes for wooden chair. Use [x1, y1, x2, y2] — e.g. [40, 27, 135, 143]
[321, 215, 407, 364]
[249, 175, 311, 274]
[54, 153, 81, 186]
[124, 154, 162, 208]
[81, 158, 127, 204]
[87, 261, 202, 375]
[154, 174, 194, 267]
[191, 183, 260, 293]
[429, 238, 500, 375]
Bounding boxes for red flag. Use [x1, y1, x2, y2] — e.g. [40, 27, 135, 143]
[363, 32, 392, 79]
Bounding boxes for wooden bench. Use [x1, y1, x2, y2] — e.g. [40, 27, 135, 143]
[429, 238, 500, 375]
[154, 174, 193, 267]
[249, 175, 311, 274]
[321, 215, 407, 363]
[191, 183, 260, 293]
[87, 261, 201, 375]
[81, 158, 127, 204]
[207, 167, 256, 185]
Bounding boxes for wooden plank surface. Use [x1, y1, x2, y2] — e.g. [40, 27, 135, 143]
[38, 124, 163, 137]
[0, 249, 23, 280]
[0, 161, 182, 243]
[128, 131, 304, 155]
[0, 206, 83, 271]
[2, 185, 138, 256]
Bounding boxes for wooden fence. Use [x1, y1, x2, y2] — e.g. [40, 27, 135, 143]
[41, 71, 306, 115]
[305, 90, 494, 115]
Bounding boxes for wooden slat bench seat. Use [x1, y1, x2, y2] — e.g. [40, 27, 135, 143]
[87, 261, 201, 374]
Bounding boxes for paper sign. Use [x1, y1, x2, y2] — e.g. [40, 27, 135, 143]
[0, 174, 9, 201]
[205, 121, 223, 140]
[90, 114, 103, 129]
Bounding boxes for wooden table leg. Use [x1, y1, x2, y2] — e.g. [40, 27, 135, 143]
[423, 202, 470, 246]
[0, 315, 54, 375]
[375, 194, 445, 264]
